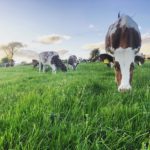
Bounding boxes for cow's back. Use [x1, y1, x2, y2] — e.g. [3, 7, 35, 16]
[105, 15, 141, 53]
[39, 51, 58, 64]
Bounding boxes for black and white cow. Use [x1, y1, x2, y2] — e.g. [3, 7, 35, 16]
[39, 51, 67, 73]
[68, 55, 79, 70]
[104, 14, 141, 91]
[32, 59, 39, 68]
[98, 53, 114, 68]
[134, 54, 145, 66]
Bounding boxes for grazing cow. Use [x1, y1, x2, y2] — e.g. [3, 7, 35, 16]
[105, 14, 141, 91]
[98, 53, 114, 68]
[68, 55, 79, 70]
[134, 54, 145, 66]
[39, 51, 67, 73]
[79, 58, 89, 63]
[32, 59, 39, 68]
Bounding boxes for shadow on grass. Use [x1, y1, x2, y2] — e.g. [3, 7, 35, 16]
[0, 120, 10, 134]
[85, 81, 107, 95]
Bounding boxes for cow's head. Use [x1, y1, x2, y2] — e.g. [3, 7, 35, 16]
[105, 14, 141, 92]
[68, 55, 79, 70]
[51, 55, 67, 72]
[113, 48, 135, 91]
[100, 51, 144, 91]
[60, 62, 67, 72]
[32, 59, 39, 68]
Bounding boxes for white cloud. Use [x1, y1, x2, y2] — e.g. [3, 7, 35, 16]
[36, 34, 71, 44]
[138, 25, 142, 30]
[0, 49, 39, 63]
[57, 49, 69, 55]
[142, 32, 150, 40]
[14, 50, 39, 63]
[140, 33, 150, 54]
[88, 24, 95, 29]
[82, 42, 105, 50]
[15, 49, 38, 58]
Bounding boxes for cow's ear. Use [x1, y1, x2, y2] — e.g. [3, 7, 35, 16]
[99, 53, 114, 62]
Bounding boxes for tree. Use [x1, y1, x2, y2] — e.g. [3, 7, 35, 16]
[1, 57, 15, 67]
[0, 42, 24, 60]
[1, 57, 9, 64]
[90, 49, 100, 62]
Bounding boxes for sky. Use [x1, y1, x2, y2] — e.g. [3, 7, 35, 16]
[0, 0, 150, 62]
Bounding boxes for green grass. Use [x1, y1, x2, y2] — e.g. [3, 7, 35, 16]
[0, 62, 150, 150]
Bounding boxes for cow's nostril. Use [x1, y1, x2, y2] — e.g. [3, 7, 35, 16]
[119, 88, 130, 92]
[118, 85, 132, 92]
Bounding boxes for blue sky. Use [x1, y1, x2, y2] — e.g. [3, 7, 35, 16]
[0, 0, 150, 59]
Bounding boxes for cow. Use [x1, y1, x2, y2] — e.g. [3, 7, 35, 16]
[32, 59, 39, 68]
[104, 14, 141, 92]
[67, 55, 79, 70]
[39, 51, 67, 73]
[134, 54, 145, 66]
[98, 53, 114, 68]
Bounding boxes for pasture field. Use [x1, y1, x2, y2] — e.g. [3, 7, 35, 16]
[0, 62, 150, 150]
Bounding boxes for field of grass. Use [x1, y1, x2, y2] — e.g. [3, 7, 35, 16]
[0, 62, 150, 150]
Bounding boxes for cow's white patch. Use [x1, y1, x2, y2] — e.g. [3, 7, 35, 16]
[74, 63, 77, 66]
[114, 48, 135, 91]
[138, 62, 142, 66]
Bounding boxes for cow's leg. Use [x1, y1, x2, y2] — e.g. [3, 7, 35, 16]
[67, 63, 70, 70]
[39, 62, 42, 72]
[42, 65, 46, 72]
[51, 64, 56, 74]
[71, 65, 74, 70]
[73, 64, 76, 70]
[138, 62, 142, 66]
